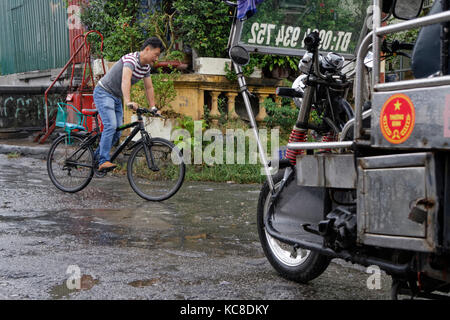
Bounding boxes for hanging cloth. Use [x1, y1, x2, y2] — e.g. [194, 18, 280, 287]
[237, 0, 264, 20]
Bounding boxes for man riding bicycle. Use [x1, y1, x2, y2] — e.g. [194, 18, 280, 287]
[94, 37, 164, 172]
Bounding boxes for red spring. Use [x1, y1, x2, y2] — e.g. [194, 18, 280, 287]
[286, 129, 307, 166]
[320, 132, 336, 152]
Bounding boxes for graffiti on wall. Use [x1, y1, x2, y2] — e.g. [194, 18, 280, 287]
[0, 94, 66, 128]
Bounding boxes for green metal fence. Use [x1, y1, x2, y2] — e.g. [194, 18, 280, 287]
[0, 0, 70, 75]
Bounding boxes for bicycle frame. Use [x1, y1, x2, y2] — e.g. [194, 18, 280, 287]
[109, 117, 157, 171]
[64, 111, 157, 171]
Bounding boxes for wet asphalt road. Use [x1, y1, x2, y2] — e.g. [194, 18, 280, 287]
[0, 154, 392, 300]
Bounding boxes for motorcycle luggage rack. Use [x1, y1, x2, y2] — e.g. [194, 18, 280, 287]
[354, 1, 450, 141]
[287, 141, 354, 150]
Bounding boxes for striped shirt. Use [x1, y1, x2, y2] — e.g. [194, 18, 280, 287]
[122, 52, 151, 80]
[98, 52, 151, 98]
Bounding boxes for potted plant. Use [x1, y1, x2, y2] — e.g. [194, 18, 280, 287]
[172, 0, 233, 75]
[155, 50, 188, 72]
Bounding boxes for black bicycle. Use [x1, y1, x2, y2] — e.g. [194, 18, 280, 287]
[46, 106, 185, 201]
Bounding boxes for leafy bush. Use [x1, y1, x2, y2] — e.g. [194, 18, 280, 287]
[260, 55, 299, 72]
[172, 0, 234, 58]
[263, 98, 297, 133]
[80, 0, 145, 61]
[139, 6, 179, 59]
[224, 55, 263, 82]
[130, 69, 180, 111]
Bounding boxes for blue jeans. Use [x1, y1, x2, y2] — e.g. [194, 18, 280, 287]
[93, 86, 123, 165]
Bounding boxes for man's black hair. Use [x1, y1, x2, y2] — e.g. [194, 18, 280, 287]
[141, 37, 165, 52]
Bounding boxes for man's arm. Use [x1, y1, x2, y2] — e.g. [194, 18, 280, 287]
[122, 67, 138, 110]
[143, 76, 156, 110]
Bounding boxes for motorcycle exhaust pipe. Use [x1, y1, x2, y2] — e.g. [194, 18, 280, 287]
[264, 202, 412, 276]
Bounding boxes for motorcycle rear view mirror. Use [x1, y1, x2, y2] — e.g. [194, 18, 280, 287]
[393, 0, 423, 20]
[229, 46, 250, 66]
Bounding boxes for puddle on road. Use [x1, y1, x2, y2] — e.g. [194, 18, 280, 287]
[128, 278, 159, 288]
[66, 208, 174, 232]
[49, 275, 100, 299]
[3, 179, 262, 257]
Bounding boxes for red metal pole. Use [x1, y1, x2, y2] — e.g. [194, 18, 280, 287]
[44, 42, 86, 132]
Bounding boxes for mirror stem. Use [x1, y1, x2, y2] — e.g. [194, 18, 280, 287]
[232, 62, 275, 191]
[442, 0, 450, 75]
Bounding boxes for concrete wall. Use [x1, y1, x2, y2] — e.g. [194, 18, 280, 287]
[0, 66, 84, 130]
[0, 91, 66, 129]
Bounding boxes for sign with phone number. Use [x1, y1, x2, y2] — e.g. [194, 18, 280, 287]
[247, 22, 353, 52]
[236, 0, 371, 57]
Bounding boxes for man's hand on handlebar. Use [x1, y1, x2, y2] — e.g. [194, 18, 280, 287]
[128, 103, 165, 119]
[127, 102, 139, 111]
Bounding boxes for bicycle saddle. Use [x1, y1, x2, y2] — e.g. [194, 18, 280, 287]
[81, 109, 98, 116]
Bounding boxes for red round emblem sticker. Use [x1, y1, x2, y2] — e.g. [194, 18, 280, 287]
[379, 93, 416, 144]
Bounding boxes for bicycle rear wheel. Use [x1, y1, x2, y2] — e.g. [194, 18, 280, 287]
[127, 137, 185, 201]
[47, 133, 94, 193]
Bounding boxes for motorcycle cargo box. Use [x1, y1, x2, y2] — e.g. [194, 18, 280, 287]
[296, 154, 356, 189]
[357, 153, 439, 252]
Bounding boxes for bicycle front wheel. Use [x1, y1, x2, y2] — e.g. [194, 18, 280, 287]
[127, 138, 185, 201]
[47, 133, 94, 193]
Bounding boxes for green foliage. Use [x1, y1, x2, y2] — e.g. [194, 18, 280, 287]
[139, 7, 178, 57]
[164, 50, 185, 62]
[172, 0, 234, 58]
[217, 98, 228, 126]
[310, 108, 324, 126]
[7, 152, 21, 159]
[175, 116, 208, 138]
[185, 164, 264, 184]
[202, 98, 228, 127]
[130, 69, 180, 110]
[260, 55, 299, 72]
[225, 56, 263, 82]
[80, 0, 145, 61]
[152, 69, 180, 108]
[263, 98, 297, 133]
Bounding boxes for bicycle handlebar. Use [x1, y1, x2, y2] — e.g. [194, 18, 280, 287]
[136, 107, 166, 119]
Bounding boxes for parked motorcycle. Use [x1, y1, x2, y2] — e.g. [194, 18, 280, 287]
[227, 0, 450, 299]
[258, 31, 357, 283]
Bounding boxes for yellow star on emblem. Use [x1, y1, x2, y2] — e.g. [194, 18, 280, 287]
[394, 100, 401, 111]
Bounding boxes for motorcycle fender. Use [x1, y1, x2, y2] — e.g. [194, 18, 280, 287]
[271, 177, 330, 244]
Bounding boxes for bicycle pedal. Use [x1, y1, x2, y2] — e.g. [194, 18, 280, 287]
[94, 170, 108, 178]
[99, 167, 116, 173]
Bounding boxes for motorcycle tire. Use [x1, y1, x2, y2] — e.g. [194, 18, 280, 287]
[257, 169, 331, 283]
